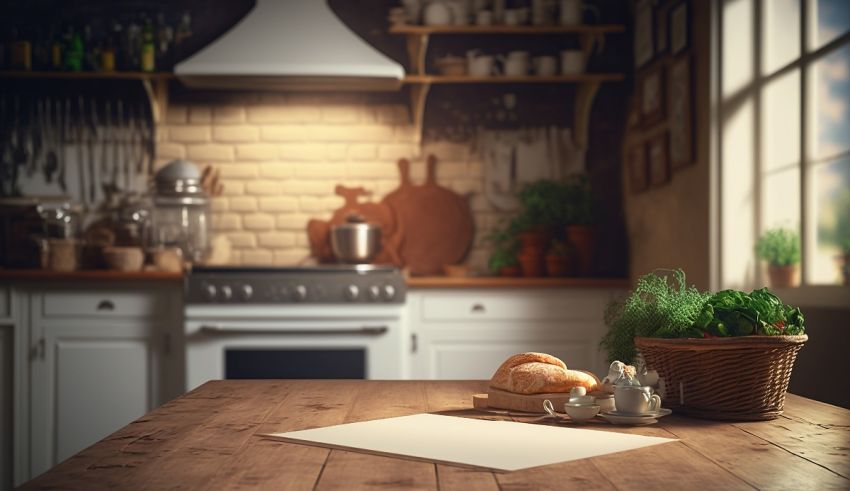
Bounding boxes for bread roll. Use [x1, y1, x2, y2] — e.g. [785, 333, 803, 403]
[489, 352, 566, 390]
[489, 352, 599, 394]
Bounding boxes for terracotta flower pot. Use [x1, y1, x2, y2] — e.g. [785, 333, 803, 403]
[545, 254, 570, 277]
[565, 225, 595, 276]
[518, 251, 545, 277]
[499, 265, 521, 277]
[518, 227, 552, 253]
[767, 265, 798, 288]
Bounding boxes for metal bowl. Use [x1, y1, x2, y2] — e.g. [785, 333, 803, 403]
[330, 222, 381, 264]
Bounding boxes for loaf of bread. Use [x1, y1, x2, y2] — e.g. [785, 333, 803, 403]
[489, 352, 599, 394]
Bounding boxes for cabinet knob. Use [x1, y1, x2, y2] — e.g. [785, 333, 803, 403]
[471, 303, 486, 313]
[97, 300, 115, 311]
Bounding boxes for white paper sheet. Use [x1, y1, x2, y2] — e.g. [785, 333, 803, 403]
[265, 414, 677, 472]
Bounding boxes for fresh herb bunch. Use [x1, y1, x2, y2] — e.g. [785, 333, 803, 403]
[600, 269, 806, 363]
[755, 228, 801, 266]
[601, 269, 710, 363]
[516, 179, 568, 229]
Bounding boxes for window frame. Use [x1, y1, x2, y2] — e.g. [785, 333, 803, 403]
[715, 0, 850, 291]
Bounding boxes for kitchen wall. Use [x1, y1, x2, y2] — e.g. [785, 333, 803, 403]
[157, 91, 501, 270]
[621, 0, 713, 290]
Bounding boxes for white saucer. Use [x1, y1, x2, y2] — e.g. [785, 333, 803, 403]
[599, 413, 658, 425]
[606, 408, 672, 419]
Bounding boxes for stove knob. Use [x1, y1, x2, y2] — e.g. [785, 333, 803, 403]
[292, 285, 308, 302]
[203, 284, 217, 301]
[383, 284, 397, 301]
[368, 285, 381, 301]
[345, 285, 360, 301]
[239, 284, 253, 301]
[220, 285, 233, 301]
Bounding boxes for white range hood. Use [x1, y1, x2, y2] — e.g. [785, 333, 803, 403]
[175, 0, 405, 91]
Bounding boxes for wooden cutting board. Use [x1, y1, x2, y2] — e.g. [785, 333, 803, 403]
[382, 155, 474, 276]
[473, 389, 573, 414]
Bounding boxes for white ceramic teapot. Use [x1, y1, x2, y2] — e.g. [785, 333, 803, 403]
[467, 50, 497, 76]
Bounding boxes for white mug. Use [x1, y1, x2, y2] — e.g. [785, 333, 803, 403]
[500, 51, 530, 76]
[559, 0, 600, 26]
[533, 55, 557, 76]
[503, 8, 520, 25]
[560, 50, 585, 75]
[614, 386, 662, 415]
[476, 9, 493, 25]
[467, 51, 497, 76]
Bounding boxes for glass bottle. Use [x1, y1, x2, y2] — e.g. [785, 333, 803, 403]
[140, 17, 155, 72]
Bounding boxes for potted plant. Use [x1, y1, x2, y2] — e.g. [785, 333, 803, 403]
[561, 175, 594, 276]
[545, 240, 571, 277]
[755, 228, 801, 288]
[486, 224, 520, 277]
[514, 180, 565, 250]
[601, 269, 807, 420]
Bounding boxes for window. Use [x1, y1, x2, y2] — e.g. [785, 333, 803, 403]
[719, 0, 850, 288]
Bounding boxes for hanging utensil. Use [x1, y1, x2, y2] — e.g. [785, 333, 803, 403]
[76, 96, 87, 207]
[43, 98, 58, 184]
[57, 98, 69, 193]
[88, 97, 99, 203]
[113, 100, 123, 192]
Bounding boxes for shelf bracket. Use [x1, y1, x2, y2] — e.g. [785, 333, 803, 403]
[405, 34, 430, 75]
[573, 81, 600, 151]
[408, 82, 431, 156]
[141, 77, 169, 124]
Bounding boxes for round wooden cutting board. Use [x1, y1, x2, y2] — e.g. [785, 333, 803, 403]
[382, 155, 474, 276]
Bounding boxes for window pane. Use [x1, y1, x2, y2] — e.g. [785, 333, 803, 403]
[807, 156, 850, 284]
[762, 165, 801, 230]
[809, 0, 850, 50]
[808, 43, 850, 160]
[722, 99, 757, 288]
[723, 0, 755, 96]
[762, 70, 801, 171]
[762, 0, 800, 74]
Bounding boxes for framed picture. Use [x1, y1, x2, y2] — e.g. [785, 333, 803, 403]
[671, 2, 689, 55]
[634, 0, 654, 68]
[656, 5, 669, 54]
[669, 55, 693, 169]
[628, 144, 649, 193]
[648, 133, 670, 187]
[640, 66, 665, 126]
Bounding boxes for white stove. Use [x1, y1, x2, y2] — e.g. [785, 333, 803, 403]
[184, 265, 408, 390]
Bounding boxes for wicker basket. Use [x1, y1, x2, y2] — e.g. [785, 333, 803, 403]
[635, 335, 807, 421]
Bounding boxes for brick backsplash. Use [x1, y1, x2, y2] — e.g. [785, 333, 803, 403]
[157, 94, 508, 271]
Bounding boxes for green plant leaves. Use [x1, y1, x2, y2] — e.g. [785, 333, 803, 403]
[755, 227, 800, 266]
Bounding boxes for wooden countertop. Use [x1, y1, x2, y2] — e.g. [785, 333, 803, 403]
[0, 269, 183, 281]
[21, 380, 849, 489]
[406, 276, 630, 288]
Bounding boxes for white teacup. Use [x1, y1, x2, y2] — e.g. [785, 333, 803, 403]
[614, 385, 661, 415]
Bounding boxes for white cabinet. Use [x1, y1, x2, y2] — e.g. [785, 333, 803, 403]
[18, 283, 182, 482]
[0, 324, 12, 491]
[407, 288, 622, 381]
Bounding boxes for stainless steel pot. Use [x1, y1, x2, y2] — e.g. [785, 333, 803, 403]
[330, 215, 381, 264]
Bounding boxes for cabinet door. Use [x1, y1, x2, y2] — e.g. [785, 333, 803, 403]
[0, 325, 12, 491]
[415, 322, 603, 380]
[29, 321, 158, 477]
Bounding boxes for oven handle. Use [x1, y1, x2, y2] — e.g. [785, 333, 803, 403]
[198, 325, 389, 335]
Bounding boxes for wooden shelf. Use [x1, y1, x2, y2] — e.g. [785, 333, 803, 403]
[403, 74, 624, 84]
[389, 24, 626, 35]
[0, 70, 174, 81]
[406, 276, 630, 289]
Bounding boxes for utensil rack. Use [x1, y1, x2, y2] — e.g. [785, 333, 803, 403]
[0, 71, 173, 123]
[389, 24, 626, 151]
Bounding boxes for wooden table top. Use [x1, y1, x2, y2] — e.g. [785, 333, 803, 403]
[22, 380, 850, 490]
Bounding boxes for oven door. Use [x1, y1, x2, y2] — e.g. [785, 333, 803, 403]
[184, 305, 405, 391]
